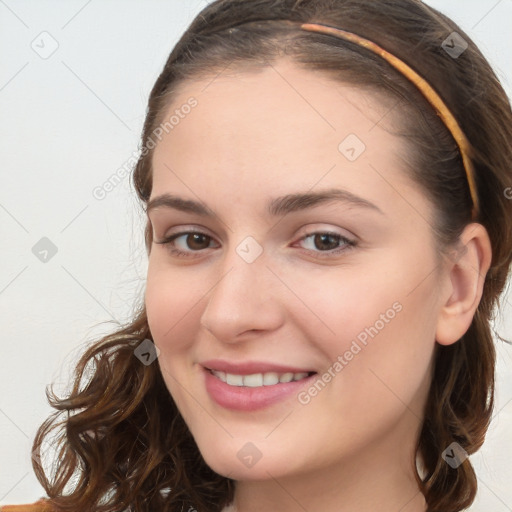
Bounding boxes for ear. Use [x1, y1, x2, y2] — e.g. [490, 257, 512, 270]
[435, 223, 492, 346]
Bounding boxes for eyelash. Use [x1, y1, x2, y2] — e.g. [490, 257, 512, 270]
[154, 229, 356, 259]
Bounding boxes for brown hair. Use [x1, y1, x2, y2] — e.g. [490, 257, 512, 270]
[33, 1, 512, 511]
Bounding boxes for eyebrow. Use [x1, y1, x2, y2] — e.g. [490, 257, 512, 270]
[146, 188, 383, 217]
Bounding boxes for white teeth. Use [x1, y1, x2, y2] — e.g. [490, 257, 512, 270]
[225, 373, 244, 386]
[211, 370, 312, 387]
[243, 373, 263, 387]
[263, 372, 280, 385]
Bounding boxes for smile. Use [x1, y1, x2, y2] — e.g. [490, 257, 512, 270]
[203, 367, 318, 411]
[208, 369, 315, 387]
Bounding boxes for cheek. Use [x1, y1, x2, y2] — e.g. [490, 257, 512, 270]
[275, 253, 413, 355]
[145, 259, 204, 348]
[145, 261, 205, 415]
[284, 251, 438, 412]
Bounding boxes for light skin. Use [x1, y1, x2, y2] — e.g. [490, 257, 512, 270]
[144, 59, 491, 512]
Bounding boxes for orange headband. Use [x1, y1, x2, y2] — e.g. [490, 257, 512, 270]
[300, 22, 479, 220]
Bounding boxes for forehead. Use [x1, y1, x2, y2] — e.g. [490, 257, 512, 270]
[150, 59, 428, 222]
[155, 60, 403, 164]
[161, 59, 397, 148]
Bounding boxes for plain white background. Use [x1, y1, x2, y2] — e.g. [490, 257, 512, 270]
[1, 1, 511, 509]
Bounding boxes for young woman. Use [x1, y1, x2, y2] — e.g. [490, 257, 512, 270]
[3, 0, 511, 511]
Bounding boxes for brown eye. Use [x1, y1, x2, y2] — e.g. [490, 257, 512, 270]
[154, 231, 218, 258]
[313, 233, 341, 251]
[297, 231, 356, 258]
[185, 233, 211, 250]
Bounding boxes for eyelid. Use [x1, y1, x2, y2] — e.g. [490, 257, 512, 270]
[155, 224, 215, 241]
[295, 223, 356, 240]
[155, 224, 353, 243]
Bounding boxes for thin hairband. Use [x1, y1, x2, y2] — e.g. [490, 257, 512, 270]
[300, 22, 479, 220]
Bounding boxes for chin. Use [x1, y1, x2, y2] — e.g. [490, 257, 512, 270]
[197, 441, 294, 481]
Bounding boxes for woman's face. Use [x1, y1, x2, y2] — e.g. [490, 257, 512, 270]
[145, 60, 448, 481]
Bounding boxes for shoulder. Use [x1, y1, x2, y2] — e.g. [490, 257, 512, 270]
[0, 499, 57, 511]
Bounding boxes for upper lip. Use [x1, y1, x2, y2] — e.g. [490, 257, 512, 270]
[201, 359, 316, 375]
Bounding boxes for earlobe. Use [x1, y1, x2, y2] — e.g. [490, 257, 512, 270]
[435, 223, 492, 346]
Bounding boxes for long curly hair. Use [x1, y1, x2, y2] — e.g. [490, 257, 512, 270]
[32, 1, 512, 511]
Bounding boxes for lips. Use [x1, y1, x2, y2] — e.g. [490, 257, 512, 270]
[201, 359, 316, 375]
[202, 365, 318, 411]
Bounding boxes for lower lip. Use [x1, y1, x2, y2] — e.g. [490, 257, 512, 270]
[203, 367, 317, 411]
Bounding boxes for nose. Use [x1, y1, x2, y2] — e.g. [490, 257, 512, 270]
[199, 251, 286, 342]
